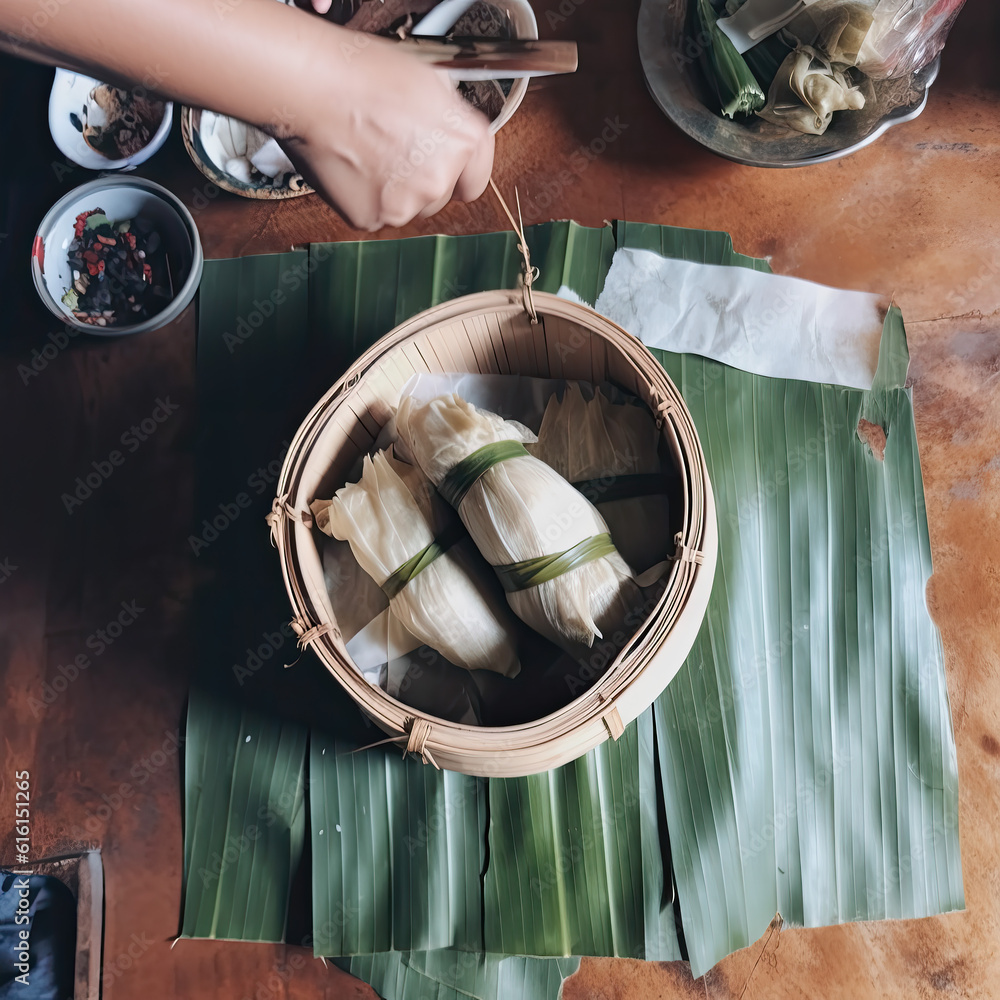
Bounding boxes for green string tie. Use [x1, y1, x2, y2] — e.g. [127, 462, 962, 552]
[380, 521, 466, 600]
[494, 533, 617, 593]
[438, 440, 530, 509]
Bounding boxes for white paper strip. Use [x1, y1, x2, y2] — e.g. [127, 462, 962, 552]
[717, 0, 822, 54]
[574, 247, 887, 390]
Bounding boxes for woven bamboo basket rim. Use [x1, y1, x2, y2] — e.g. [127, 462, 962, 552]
[180, 107, 312, 200]
[270, 289, 717, 777]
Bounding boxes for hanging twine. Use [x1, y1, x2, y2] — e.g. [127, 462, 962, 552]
[490, 179, 539, 325]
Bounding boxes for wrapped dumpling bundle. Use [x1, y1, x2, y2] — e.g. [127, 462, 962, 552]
[313, 449, 521, 678]
[395, 393, 641, 652]
[759, 46, 866, 135]
[530, 384, 675, 574]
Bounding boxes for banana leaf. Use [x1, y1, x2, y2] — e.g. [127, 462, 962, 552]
[614, 222, 962, 974]
[336, 950, 580, 1000]
[181, 690, 307, 941]
[310, 714, 677, 964]
[309, 736, 486, 956]
[484, 711, 679, 960]
[649, 336, 964, 972]
[694, 0, 767, 118]
[183, 220, 962, 995]
[305, 223, 614, 378]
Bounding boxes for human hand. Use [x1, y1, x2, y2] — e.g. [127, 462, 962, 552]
[0, 0, 493, 231]
[280, 37, 495, 230]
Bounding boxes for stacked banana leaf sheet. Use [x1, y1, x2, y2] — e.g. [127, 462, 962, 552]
[182, 221, 962, 995]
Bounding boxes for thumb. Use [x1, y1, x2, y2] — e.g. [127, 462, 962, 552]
[453, 128, 495, 203]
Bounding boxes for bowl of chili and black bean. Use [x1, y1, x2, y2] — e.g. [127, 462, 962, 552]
[31, 177, 203, 336]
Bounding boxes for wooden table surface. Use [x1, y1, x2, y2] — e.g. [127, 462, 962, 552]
[1, 0, 999, 997]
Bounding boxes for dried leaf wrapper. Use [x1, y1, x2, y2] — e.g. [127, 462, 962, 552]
[317, 449, 521, 677]
[396, 394, 641, 651]
[759, 45, 866, 135]
[531, 384, 674, 574]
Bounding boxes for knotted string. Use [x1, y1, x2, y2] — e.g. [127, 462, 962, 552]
[283, 619, 333, 669]
[490, 178, 539, 324]
[346, 717, 441, 769]
[672, 531, 705, 566]
[267, 493, 313, 547]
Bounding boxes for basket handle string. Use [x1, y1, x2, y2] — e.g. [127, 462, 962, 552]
[489, 178, 539, 325]
[283, 619, 334, 669]
[346, 718, 442, 769]
[267, 493, 314, 547]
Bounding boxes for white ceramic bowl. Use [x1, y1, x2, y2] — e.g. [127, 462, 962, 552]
[31, 177, 204, 337]
[489, 0, 538, 133]
[49, 69, 173, 171]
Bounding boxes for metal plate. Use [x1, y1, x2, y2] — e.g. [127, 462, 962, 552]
[637, 0, 939, 168]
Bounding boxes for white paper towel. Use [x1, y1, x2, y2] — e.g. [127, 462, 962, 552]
[563, 247, 887, 390]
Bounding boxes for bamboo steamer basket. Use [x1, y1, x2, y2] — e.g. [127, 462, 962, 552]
[268, 289, 717, 777]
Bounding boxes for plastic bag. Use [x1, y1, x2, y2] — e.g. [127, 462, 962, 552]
[851, 0, 966, 79]
[724, 0, 967, 79]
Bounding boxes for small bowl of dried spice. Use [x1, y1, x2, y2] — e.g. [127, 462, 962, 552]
[31, 177, 204, 336]
[49, 69, 173, 171]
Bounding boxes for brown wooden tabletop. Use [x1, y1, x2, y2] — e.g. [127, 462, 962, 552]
[1, 0, 999, 997]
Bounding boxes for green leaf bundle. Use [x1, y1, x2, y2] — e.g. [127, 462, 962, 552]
[695, 0, 767, 117]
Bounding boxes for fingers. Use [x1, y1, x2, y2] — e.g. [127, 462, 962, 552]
[383, 116, 494, 225]
[453, 126, 495, 204]
[416, 188, 457, 221]
[321, 128, 493, 230]
[289, 63, 498, 230]
[415, 127, 493, 219]
[311, 0, 333, 13]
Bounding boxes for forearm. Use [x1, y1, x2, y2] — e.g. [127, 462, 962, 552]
[0, 0, 382, 138]
[0, 0, 495, 228]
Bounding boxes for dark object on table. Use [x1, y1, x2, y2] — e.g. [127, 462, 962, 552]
[0, 872, 77, 1000]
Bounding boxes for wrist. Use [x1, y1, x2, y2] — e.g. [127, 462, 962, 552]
[267, 26, 418, 146]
